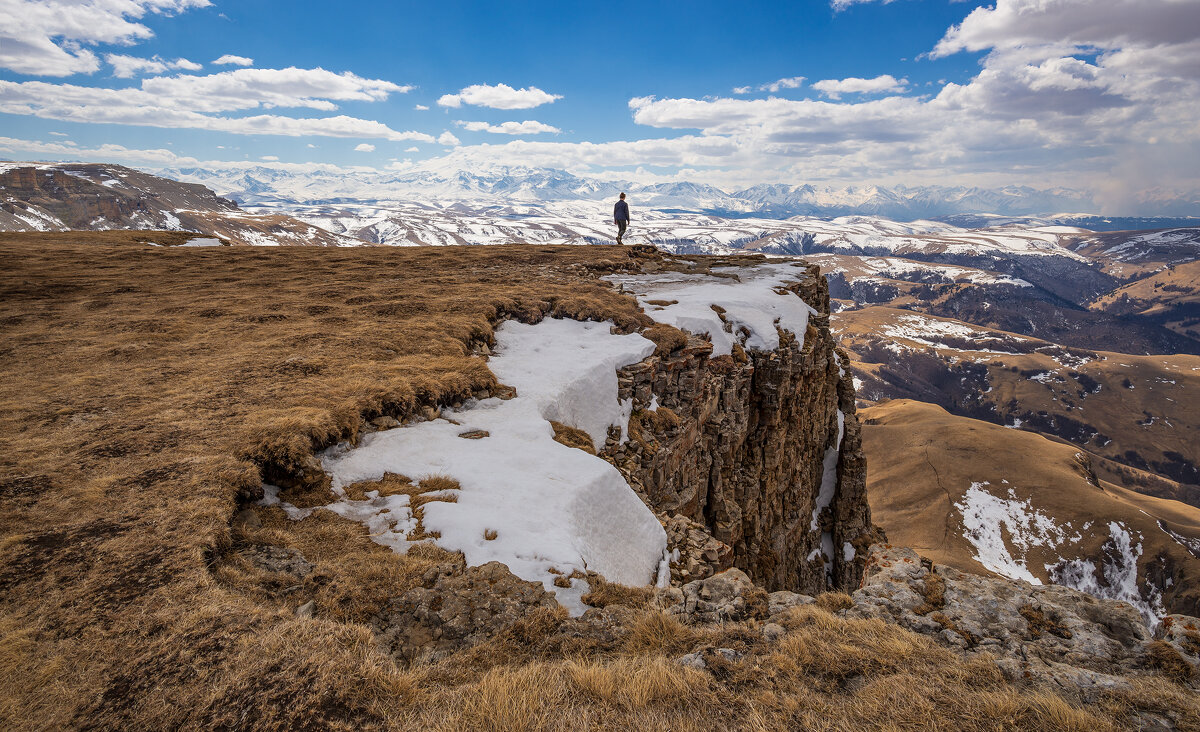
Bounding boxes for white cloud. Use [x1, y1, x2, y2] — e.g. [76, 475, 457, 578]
[106, 54, 201, 78]
[437, 83, 561, 110]
[0, 135, 194, 165]
[932, 0, 1200, 58]
[405, 146, 419, 152]
[455, 120, 561, 135]
[48, 131, 68, 137]
[260, 155, 279, 161]
[354, 143, 375, 152]
[731, 77, 806, 95]
[831, 0, 895, 11]
[763, 76, 806, 93]
[0, 68, 433, 142]
[811, 75, 907, 99]
[0, 0, 211, 76]
[139, 67, 412, 112]
[437, 131, 461, 146]
[306, 143, 317, 148]
[213, 54, 253, 66]
[414, 104, 429, 111]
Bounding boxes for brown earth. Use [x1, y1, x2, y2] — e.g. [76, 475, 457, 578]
[5, 233, 1197, 728]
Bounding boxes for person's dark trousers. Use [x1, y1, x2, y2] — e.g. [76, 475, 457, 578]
[617, 219, 627, 243]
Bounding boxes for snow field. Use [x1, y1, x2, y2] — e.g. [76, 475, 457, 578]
[605, 262, 818, 356]
[316, 318, 666, 615]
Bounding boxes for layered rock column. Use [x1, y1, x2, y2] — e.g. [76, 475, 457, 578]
[603, 264, 877, 594]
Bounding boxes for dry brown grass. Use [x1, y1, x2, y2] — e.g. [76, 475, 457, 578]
[549, 420, 596, 454]
[1, 234, 1196, 730]
[813, 591, 855, 613]
[581, 573, 657, 610]
[642, 322, 689, 356]
[913, 571, 946, 615]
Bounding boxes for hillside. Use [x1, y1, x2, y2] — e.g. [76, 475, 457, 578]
[834, 307, 1200, 500]
[4, 235, 1198, 729]
[861, 400, 1200, 622]
[0, 163, 362, 247]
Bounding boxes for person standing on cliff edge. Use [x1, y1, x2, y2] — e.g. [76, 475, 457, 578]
[613, 192, 630, 244]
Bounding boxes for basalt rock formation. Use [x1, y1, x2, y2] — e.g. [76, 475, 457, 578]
[603, 263, 878, 595]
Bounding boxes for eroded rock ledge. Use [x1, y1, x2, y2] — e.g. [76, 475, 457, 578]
[603, 262, 878, 594]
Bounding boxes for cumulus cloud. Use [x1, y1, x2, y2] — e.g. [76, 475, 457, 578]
[437, 83, 561, 109]
[437, 131, 461, 146]
[405, 146, 419, 152]
[932, 0, 1200, 58]
[811, 75, 907, 99]
[213, 54, 253, 66]
[138, 67, 412, 112]
[0, 0, 211, 76]
[455, 120, 561, 135]
[414, 104, 429, 110]
[354, 143, 375, 152]
[0, 68, 432, 142]
[106, 54, 201, 78]
[260, 155, 279, 161]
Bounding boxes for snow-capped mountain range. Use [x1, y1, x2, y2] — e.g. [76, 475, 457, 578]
[159, 164, 1199, 225]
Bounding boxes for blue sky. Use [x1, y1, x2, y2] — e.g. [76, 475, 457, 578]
[1, 0, 1199, 209]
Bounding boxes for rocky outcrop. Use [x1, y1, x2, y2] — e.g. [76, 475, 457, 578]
[849, 545, 1199, 693]
[603, 263, 877, 595]
[0, 163, 359, 246]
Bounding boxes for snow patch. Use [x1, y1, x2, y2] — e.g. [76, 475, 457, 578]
[605, 262, 817, 356]
[955, 482, 1070, 585]
[1046, 522, 1165, 627]
[316, 318, 665, 616]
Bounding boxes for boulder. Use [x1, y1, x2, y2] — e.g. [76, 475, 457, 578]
[665, 568, 768, 623]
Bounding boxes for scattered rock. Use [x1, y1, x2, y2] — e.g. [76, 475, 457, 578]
[457, 429, 489, 439]
[677, 652, 707, 671]
[295, 600, 315, 619]
[767, 590, 815, 616]
[1157, 614, 1200, 677]
[371, 415, 401, 429]
[848, 545, 1195, 696]
[761, 622, 786, 642]
[666, 568, 768, 623]
[371, 561, 559, 666]
[662, 514, 734, 585]
[239, 545, 313, 578]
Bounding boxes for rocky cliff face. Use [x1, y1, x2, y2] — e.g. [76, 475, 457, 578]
[602, 262, 878, 595]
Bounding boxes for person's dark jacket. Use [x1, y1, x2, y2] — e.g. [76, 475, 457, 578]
[614, 199, 630, 221]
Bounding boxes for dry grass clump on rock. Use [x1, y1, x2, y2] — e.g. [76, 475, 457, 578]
[642, 322, 689, 356]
